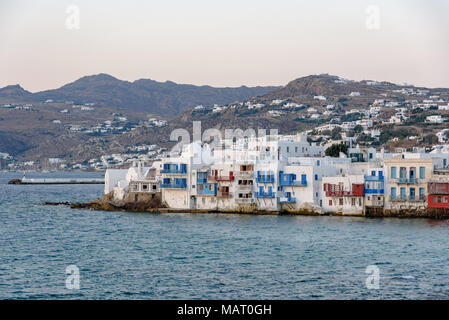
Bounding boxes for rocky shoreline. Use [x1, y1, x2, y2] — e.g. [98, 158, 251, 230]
[43, 196, 449, 219]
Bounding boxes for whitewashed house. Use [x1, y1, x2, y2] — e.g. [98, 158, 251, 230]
[322, 175, 365, 215]
[426, 115, 443, 124]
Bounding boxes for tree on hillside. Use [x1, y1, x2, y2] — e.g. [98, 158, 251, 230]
[379, 127, 417, 144]
[356, 133, 375, 144]
[325, 143, 348, 157]
[353, 125, 363, 133]
[423, 134, 438, 145]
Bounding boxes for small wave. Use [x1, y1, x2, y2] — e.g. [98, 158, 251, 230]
[388, 275, 416, 280]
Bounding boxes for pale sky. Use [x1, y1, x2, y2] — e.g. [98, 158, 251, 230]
[1, 0, 449, 92]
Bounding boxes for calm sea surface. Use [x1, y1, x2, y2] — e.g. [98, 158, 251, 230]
[1, 171, 449, 299]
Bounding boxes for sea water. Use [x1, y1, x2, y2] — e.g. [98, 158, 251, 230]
[1, 172, 449, 299]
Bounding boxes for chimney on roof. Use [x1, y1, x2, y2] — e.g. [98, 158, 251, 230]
[138, 161, 143, 176]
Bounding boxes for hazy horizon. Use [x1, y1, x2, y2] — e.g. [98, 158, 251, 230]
[1, 0, 449, 91]
[6, 72, 449, 94]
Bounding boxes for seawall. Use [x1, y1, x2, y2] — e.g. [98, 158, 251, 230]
[61, 196, 449, 219]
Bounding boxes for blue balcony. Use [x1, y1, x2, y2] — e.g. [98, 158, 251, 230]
[161, 163, 187, 174]
[256, 172, 275, 183]
[410, 195, 426, 202]
[390, 195, 425, 201]
[160, 178, 187, 189]
[390, 195, 407, 201]
[364, 175, 384, 182]
[365, 174, 384, 194]
[279, 179, 307, 187]
[160, 182, 187, 189]
[279, 172, 307, 187]
[255, 191, 276, 199]
[396, 178, 418, 184]
[365, 188, 384, 195]
[277, 196, 296, 203]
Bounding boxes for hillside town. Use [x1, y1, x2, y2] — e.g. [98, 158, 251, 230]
[191, 76, 449, 148]
[103, 133, 449, 216]
[2, 74, 449, 172]
[3, 85, 449, 172]
[0, 144, 167, 171]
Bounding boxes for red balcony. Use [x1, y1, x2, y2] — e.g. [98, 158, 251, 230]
[324, 183, 364, 197]
[208, 173, 234, 182]
[428, 182, 449, 195]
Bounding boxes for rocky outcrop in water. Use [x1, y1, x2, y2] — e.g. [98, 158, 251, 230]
[70, 192, 166, 212]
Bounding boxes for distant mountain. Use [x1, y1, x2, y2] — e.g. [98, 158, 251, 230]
[261, 74, 402, 100]
[0, 84, 34, 101]
[3, 73, 449, 163]
[0, 74, 280, 116]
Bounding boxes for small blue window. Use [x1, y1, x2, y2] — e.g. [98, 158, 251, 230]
[301, 174, 307, 183]
[400, 187, 406, 198]
[419, 167, 425, 179]
[315, 174, 318, 181]
[391, 167, 397, 179]
[391, 187, 396, 198]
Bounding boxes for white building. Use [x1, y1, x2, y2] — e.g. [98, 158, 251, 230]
[322, 175, 365, 215]
[105, 161, 160, 201]
[101, 131, 449, 216]
[426, 115, 443, 124]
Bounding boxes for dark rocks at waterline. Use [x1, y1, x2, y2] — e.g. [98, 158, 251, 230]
[8, 179, 21, 184]
[42, 201, 71, 206]
[70, 193, 166, 212]
[43, 192, 449, 219]
[366, 208, 449, 219]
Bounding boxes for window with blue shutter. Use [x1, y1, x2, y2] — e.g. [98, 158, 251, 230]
[419, 167, 425, 179]
[419, 187, 425, 197]
[400, 187, 406, 199]
[391, 167, 397, 179]
[391, 187, 396, 198]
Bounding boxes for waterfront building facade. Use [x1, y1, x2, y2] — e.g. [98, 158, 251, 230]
[364, 168, 385, 210]
[104, 135, 449, 216]
[384, 156, 433, 211]
[322, 175, 365, 215]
